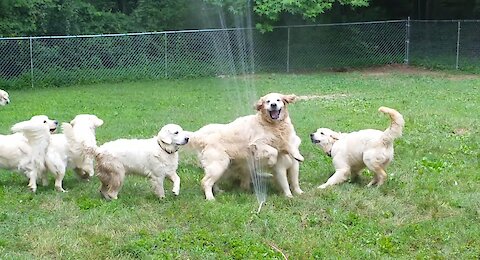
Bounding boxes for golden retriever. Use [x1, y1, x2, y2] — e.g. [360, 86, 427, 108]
[0, 89, 10, 106]
[0, 115, 58, 192]
[85, 124, 189, 200]
[45, 114, 103, 192]
[310, 107, 404, 188]
[188, 93, 304, 200]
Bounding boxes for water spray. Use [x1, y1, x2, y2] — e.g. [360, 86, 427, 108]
[248, 153, 268, 214]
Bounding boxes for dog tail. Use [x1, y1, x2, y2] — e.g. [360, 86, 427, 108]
[12, 121, 49, 144]
[11, 120, 50, 173]
[379, 106, 404, 143]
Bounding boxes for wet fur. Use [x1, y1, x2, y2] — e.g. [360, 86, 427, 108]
[188, 93, 304, 200]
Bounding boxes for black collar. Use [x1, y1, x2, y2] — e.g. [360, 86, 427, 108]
[326, 150, 332, 157]
[159, 141, 177, 154]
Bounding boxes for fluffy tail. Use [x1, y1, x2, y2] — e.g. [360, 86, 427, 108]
[12, 121, 49, 145]
[379, 106, 404, 143]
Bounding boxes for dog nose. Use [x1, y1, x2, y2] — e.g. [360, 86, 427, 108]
[185, 137, 189, 142]
[271, 103, 277, 108]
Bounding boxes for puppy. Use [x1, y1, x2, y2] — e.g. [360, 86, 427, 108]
[0, 89, 10, 106]
[188, 93, 303, 200]
[311, 107, 404, 188]
[87, 124, 189, 200]
[45, 114, 103, 192]
[0, 115, 58, 192]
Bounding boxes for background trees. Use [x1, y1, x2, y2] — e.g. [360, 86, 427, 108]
[0, 0, 479, 37]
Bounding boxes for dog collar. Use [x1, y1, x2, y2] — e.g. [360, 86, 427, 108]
[159, 141, 178, 154]
[326, 150, 332, 157]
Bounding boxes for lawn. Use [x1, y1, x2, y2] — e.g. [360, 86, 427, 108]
[0, 68, 479, 259]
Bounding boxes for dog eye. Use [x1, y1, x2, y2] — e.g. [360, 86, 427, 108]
[266, 100, 270, 104]
[277, 99, 280, 102]
[43, 120, 47, 123]
[320, 132, 324, 135]
[174, 131, 179, 134]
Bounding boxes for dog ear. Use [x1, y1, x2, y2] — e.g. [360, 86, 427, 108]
[255, 97, 265, 111]
[93, 116, 104, 128]
[159, 131, 172, 145]
[329, 132, 341, 141]
[282, 94, 297, 104]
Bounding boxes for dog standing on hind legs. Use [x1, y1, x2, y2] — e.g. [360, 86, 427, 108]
[310, 106, 404, 189]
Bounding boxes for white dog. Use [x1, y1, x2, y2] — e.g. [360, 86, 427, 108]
[86, 124, 189, 200]
[0, 115, 58, 192]
[311, 107, 404, 189]
[44, 114, 103, 192]
[188, 93, 303, 200]
[0, 89, 10, 106]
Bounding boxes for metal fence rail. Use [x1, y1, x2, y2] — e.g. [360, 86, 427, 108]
[0, 19, 478, 89]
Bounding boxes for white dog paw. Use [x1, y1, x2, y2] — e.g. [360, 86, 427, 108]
[294, 188, 304, 195]
[318, 184, 329, 189]
[56, 187, 68, 193]
[294, 154, 305, 162]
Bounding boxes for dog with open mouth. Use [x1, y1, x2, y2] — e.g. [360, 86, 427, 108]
[0, 89, 9, 106]
[0, 115, 58, 192]
[311, 107, 404, 189]
[187, 92, 304, 200]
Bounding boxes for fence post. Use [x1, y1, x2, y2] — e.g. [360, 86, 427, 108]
[455, 21, 461, 70]
[164, 33, 168, 78]
[404, 17, 410, 65]
[29, 37, 34, 88]
[286, 27, 290, 73]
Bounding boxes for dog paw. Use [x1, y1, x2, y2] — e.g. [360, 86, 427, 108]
[318, 184, 329, 189]
[293, 153, 304, 162]
[55, 186, 68, 193]
[293, 188, 304, 195]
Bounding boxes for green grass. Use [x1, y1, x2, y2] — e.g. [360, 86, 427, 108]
[0, 71, 479, 259]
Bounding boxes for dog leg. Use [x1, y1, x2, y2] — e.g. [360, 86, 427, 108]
[367, 167, 387, 187]
[54, 170, 67, 192]
[288, 160, 303, 195]
[40, 171, 49, 187]
[27, 171, 38, 192]
[151, 176, 166, 199]
[167, 172, 181, 196]
[274, 167, 293, 198]
[318, 168, 350, 189]
[201, 162, 228, 201]
[201, 150, 229, 201]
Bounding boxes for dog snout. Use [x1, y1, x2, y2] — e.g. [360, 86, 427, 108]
[184, 137, 189, 143]
[270, 103, 277, 108]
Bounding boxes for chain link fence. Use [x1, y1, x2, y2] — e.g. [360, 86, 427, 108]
[0, 19, 478, 89]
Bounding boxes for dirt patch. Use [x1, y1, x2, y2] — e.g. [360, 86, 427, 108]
[356, 64, 479, 80]
[452, 128, 469, 136]
[297, 94, 348, 101]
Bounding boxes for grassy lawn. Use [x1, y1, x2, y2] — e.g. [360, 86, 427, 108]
[0, 69, 479, 259]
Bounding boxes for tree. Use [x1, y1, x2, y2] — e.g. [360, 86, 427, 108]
[205, 0, 369, 31]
